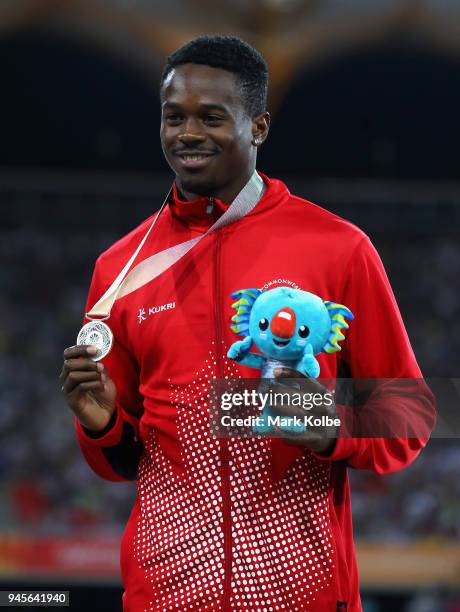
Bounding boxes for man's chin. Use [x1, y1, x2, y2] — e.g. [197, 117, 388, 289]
[176, 173, 218, 198]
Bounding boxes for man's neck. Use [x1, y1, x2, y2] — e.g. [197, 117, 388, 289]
[176, 169, 256, 205]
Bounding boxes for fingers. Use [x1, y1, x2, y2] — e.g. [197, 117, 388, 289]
[256, 373, 338, 450]
[79, 381, 107, 392]
[59, 345, 116, 432]
[272, 425, 324, 446]
[63, 358, 103, 374]
[273, 369, 331, 395]
[258, 376, 300, 396]
[266, 389, 337, 431]
[268, 400, 305, 420]
[262, 416, 336, 450]
[60, 356, 102, 384]
[63, 345, 98, 360]
[273, 367, 305, 379]
[257, 419, 324, 446]
[60, 345, 106, 394]
[62, 370, 105, 395]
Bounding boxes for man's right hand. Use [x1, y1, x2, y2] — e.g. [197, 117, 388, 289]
[60, 345, 117, 432]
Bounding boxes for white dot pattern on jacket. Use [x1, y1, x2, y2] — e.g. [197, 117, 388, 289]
[134, 346, 334, 611]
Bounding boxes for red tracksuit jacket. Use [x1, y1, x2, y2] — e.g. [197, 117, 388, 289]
[76, 173, 435, 611]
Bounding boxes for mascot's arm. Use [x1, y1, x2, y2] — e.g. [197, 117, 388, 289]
[227, 337, 265, 370]
[297, 343, 320, 378]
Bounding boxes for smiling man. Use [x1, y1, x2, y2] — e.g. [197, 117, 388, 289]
[160, 45, 269, 203]
[60, 36, 435, 611]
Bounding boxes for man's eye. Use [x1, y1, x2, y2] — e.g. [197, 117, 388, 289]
[165, 115, 182, 123]
[204, 115, 223, 124]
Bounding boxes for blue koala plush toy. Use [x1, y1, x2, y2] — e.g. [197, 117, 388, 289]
[228, 286, 353, 377]
[227, 286, 353, 433]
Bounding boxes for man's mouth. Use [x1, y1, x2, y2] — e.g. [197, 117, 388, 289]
[174, 151, 216, 170]
[273, 339, 290, 347]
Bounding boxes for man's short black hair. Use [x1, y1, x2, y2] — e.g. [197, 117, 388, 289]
[160, 35, 268, 117]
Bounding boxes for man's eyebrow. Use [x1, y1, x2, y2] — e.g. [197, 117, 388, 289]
[199, 103, 229, 113]
[162, 101, 229, 114]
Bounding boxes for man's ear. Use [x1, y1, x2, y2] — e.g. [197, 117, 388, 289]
[251, 112, 271, 147]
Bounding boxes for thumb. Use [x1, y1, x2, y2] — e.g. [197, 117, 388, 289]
[242, 336, 253, 349]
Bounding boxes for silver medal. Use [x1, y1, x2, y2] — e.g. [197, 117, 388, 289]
[77, 320, 113, 361]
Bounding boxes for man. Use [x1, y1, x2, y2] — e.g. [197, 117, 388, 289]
[60, 36, 435, 611]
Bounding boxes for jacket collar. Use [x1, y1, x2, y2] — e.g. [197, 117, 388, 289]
[168, 172, 287, 231]
[170, 183, 229, 227]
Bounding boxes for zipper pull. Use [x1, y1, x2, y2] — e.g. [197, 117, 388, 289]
[206, 197, 214, 215]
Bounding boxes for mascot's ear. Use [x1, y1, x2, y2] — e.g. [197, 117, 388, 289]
[230, 288, 263, 336]
[322, 301, 354, 354]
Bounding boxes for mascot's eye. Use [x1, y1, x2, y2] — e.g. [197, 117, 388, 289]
[298, 325, 309, 338]
[259, 318, 269, 331]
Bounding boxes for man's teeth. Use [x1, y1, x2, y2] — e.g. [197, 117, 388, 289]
[182, 154, 208, 160]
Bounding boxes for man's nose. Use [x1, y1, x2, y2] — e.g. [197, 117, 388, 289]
[177, 119, 206, 144]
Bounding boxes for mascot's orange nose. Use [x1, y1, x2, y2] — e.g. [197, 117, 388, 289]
[270, 307, 296, 338]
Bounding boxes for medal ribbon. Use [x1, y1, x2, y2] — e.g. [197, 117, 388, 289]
[86, 171, 264, 320]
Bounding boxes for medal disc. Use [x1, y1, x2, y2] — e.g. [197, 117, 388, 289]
[77, 320, 113, 361]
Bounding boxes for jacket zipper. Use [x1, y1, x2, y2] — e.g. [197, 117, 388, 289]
[213, 224, 232, 611]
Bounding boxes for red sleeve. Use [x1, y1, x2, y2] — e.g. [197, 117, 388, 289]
[75, 257, 144, 482]
[314, 236, 436, 474]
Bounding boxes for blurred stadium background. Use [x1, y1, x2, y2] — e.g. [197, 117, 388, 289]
[1, 0, 460, 610]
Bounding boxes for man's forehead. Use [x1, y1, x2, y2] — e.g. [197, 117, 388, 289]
[161, 63, 240, 106]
